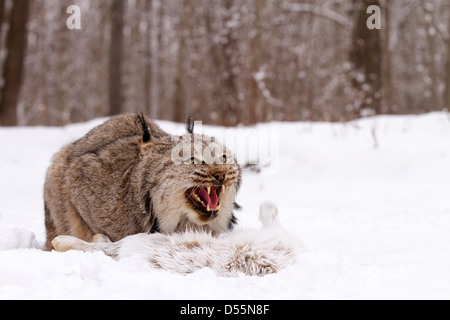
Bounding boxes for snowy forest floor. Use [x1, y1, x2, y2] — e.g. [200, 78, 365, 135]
[0, 112, 450, 299]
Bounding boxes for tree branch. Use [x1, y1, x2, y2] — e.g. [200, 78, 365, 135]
[282, 2, 351, 28]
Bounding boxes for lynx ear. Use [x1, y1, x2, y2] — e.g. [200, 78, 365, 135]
[138, 113, 151, 143]
[186, 116, 197, 134]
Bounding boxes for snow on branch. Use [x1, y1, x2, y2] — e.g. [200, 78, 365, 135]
[282, 2, 351, 28]
[254, 66, 283, 109]
[423, 4, 450, 42]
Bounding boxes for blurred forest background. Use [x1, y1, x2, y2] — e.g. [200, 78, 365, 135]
[0, 0, 449, 126]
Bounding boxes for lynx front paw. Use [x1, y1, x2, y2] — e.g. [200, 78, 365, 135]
[92, 234, 112, 243]
[52, 236, 88, 252]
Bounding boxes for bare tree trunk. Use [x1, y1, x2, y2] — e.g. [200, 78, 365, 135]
[172, 0, 188, 123]
[249, 0, 265, 125]
[0, 0, 5, 38]
[221, 0, 240, 126]
[95, 0, 109, 119]
[349, 0, 383, 116]
[443, 4, 450, 110]
[150, 0, 160, 119]
[157, 2, 166, 120]
[382, 0, 393, 114]
[205, 3, 225, 124]
[421, 0, 439, 111]
[109, 0, 125, 116]
[305, 10, 318, 121]
[143, 0, 152, 117]
[0, 0, 30, 126]
[0, 0, 5, 65]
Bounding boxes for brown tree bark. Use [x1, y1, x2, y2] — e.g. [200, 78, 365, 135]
[221, 0, 240, 126]
[349, 0, 383, 116]
[0, 0, 30, 126]
[108, 0, 125, 116]
[0, 0, 5, 36]
[0, 0, 5, 59]
[382, 0, 393, 114]
[249, 0, 265, 125]
[149, 0, 160, 119]
[172, 0, 189, 123]
[443, 5, 450, 110]
[421, 0, 439, 111]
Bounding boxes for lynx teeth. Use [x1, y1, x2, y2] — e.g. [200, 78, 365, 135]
[207, 204, 221, 212]
[193, 193, 203, 204]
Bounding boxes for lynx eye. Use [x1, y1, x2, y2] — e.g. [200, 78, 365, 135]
[183, 157, 202, 165]
[221, 154, 232, 164]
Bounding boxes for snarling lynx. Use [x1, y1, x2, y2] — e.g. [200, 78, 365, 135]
[44, 114, 242, 251]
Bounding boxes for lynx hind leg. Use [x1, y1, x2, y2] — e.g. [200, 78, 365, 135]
[259, 201, 279, 228]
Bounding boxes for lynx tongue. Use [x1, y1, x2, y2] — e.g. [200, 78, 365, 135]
[197, 187, 219, 211]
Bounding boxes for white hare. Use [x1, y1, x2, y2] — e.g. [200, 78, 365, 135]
[52, 202, 299, 277]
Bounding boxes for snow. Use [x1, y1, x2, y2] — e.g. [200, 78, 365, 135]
[1, 112, 450, 299]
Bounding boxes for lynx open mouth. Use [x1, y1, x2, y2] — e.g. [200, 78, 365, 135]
[185, 185, 225, 215]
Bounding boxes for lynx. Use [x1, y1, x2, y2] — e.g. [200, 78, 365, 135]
[44, 114, 242, 251]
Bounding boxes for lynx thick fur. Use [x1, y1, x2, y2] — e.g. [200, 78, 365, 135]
[44, 114, 242, 251]
[52, 202, 299, 277]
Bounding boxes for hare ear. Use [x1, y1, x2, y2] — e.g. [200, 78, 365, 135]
[138, 113, 151, 143]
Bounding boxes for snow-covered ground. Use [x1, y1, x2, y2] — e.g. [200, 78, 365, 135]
[1, 112, 450, 300]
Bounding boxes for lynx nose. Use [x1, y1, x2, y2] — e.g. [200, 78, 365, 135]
[212, 170, 226, 183]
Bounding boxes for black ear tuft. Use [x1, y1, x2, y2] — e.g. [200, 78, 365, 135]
[138, 113, 151, 143]
[186, 116, 197, 134]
